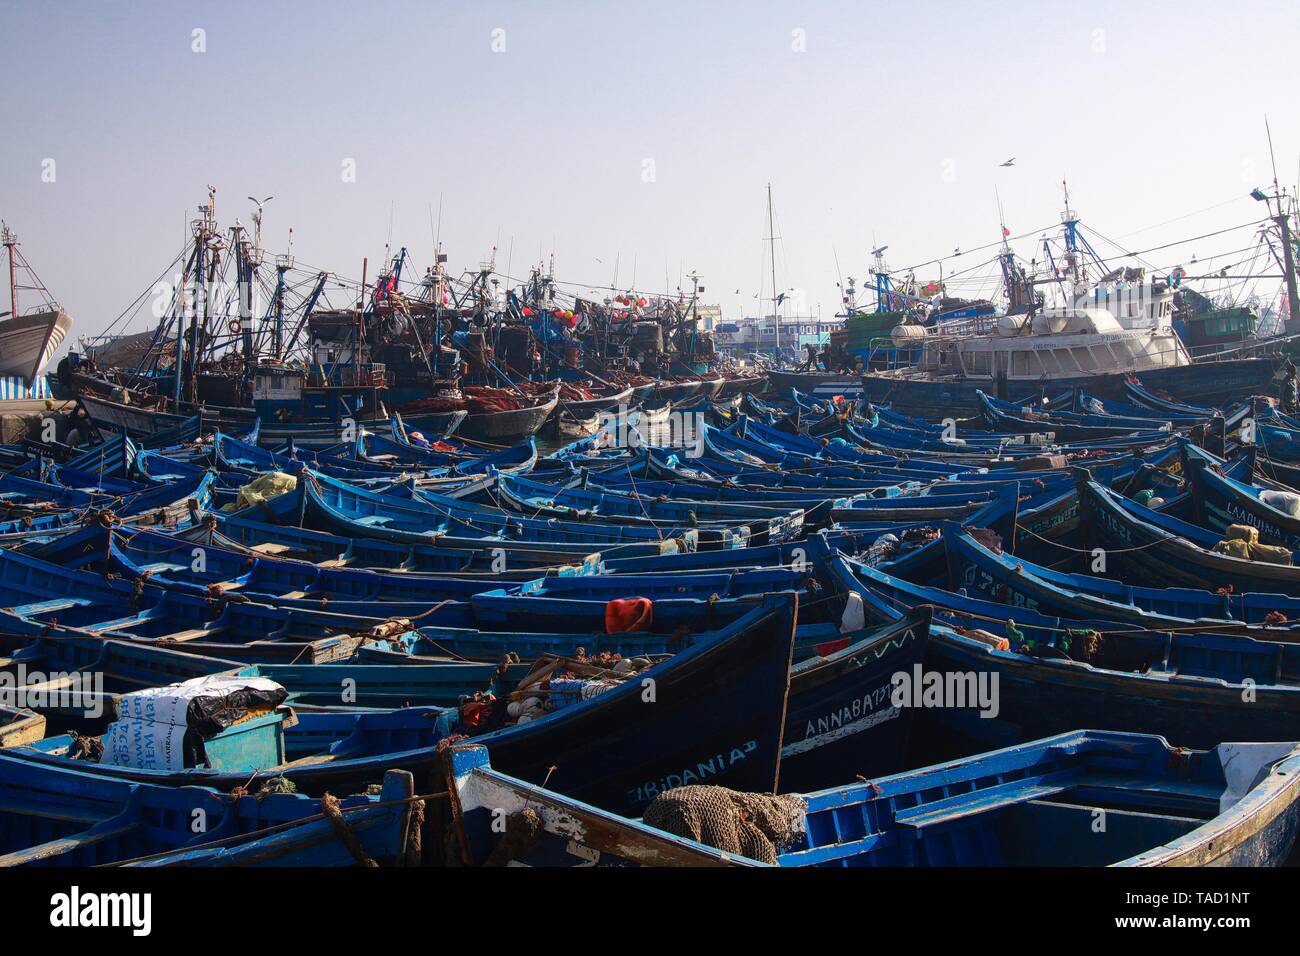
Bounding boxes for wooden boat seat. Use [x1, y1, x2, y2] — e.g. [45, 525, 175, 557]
[136, 561, 185, 574]
[249, 543, 294, 556]
[896, 780, 1071, 831]
[154, 628, 213, 643]
[896, 774, 1224, 833]
[16, 598, 95, 615]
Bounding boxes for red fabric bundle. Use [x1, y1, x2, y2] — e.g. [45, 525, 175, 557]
[605, 597, 654, 634]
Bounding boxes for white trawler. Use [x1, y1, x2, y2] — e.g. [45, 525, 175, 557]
[1, 223, 73, 383]
[768, 187, 1280, 413]
[882, 195, 1191, 388]
[890, 269, 1191, 386]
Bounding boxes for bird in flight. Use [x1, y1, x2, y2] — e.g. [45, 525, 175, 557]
[1000, 158, 1015, 167]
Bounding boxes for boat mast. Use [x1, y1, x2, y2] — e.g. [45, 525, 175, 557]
[1253, 120, 1300, 332]
[271, 230, 293, 361]
[1060, 180, 1085, 294]
[2, 223, 16, 320]
[766, 183, 779, 356]
[995, 188, 1032, 313]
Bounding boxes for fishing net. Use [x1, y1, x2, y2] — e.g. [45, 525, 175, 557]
[643, 786, 807, 864]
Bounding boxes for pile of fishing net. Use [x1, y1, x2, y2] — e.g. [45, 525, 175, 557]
[968, 526, 1004, 555]
[644, 786, 808, 864]
[517, 380, 596, 403]
[397, 386, 533, 415]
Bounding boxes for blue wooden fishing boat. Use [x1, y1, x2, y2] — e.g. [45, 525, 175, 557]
[43, 463, 151, 497]
[213, 431, 426, 482]
[0, 547, 402, 664]
[0, 470, 216, 545]
[61, 431, 139, 477]
[1186, 445, 1300, 549]
[942, 521, 1300, 636]
[1070, 388, 1208, 424]
[1122, 374, 1216, 417]
[642, 442, 965, 489]
[0, 755, 420, 867]
[98, 524, 518, 604]
[0, 631, 541, 717]
[975, 390, 1175, 442]
[445, 731, 1300, 866]
[491, 472, 806, 542]
[10, 592, 798, 817]
[366, 427, 539, 474]
[823, 552, 1300, 752]
[306, 467, 746, 550]
[1079, 476, 1300, 596]
[0, 634, 242, 724]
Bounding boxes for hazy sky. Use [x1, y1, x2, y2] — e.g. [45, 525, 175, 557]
[1, 0, 1295, 343]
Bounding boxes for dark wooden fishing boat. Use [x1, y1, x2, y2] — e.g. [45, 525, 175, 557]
[718, 372, 767, 399]
[650, 378, 702, 404]
[556, 383, 634, 418]
[369, 605, 929, 793]
[779, 606, 930, 791]
[81, 390, 468, 449]
[827, 551, 1300, 752]
[9, 593, 798, 817]
[455, 390, 558, 444]
[79, 391, 243, 442]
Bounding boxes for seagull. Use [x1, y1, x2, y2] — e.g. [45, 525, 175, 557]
[247, 195, 273, 212]
[1000, 158, 1015, 167]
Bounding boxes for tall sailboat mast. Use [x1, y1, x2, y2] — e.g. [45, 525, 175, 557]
[766, 183, 779, 355]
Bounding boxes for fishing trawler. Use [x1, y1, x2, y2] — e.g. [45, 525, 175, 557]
[770, 190, 1283, 415]
[1, 223, 73, 385]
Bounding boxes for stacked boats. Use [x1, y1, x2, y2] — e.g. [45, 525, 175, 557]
[3, 374, 1300, 868]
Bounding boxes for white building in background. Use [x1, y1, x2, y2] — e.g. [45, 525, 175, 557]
[715, 314, 844, 357]
[693, 304, 721, 332]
